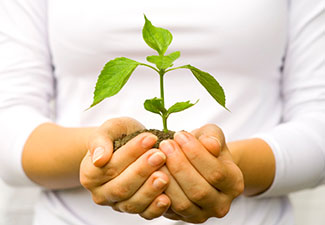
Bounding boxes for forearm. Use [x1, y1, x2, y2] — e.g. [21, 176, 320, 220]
[228, 138, 275, 196]
[22, 123, 95, 189]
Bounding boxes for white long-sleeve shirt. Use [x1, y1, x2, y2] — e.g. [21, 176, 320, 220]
[0, 0, 324, 225]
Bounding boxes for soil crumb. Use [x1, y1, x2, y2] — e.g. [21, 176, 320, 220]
[113, 129, 175, 151]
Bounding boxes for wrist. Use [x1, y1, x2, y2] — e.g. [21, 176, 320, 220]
[227, 141, 242, 167]
[23, 124, 97, 189]
[72, 126, 97, 156]
[227, 138, 275, 196]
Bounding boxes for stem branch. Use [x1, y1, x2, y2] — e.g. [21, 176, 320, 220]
[140, 63, 160, 73]
[165, 65, 187, 73]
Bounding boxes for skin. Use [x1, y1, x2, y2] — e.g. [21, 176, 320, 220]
[22, 123, 94, 189]
[22, 117, 275, 222]
[157, 128, 244, 222]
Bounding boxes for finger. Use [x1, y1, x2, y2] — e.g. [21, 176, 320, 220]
[115, 171, 169, 214]
[159, 166, 206, 220]
[198, 135, 221, 157]
[80, 150, 110, 189]
[160, 140, 222, 207]
[106, 132, 158, 176]
[163, 208, 183, 221]
[140, 194, 171, 220]
[174, 131, 242, 195]
[89, 117, 145, 167]
[80, 132, 158, 190]
[89, 133, 113, 168]
[102, 149, 166, 203]
[191, 124, 225, 157]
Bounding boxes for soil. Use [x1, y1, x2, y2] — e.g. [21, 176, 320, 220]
[113, 129, 175, 151]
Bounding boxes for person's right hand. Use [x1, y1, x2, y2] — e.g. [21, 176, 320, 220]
[80, 117, 171, 219]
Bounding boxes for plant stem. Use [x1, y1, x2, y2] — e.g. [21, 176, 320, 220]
[159, 69, 168, 133]
[162, 114, 168, 133]
[159, 70, 165, 106]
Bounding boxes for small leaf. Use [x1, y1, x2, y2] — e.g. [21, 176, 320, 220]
[90, 57, 140, 107]
[144, 97, 167, 115]
[167, 100, 199, 115]
[181, 65, 227, 109]
[146, 51, 180, 70]
[142, 15, 173, 55]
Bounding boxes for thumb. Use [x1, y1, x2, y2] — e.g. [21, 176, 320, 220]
[191, 124, 225, 157]
[88, 117, 145, 167]
[88, 133, 114, 167]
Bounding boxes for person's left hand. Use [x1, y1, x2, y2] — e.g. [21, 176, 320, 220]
[158, 124, 244, 223]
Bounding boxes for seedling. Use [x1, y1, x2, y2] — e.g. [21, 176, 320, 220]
[90, 15, 227, 133]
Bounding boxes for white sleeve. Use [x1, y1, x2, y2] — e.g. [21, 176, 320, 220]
[255, 0, 325, 197]
[0, 0, 54, 186]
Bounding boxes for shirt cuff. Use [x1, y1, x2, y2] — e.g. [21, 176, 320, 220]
[252, 123, 325, 198]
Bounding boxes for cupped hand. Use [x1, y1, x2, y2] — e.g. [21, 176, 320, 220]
[80, 117, 171, 219]
[159, 124, 244, 223]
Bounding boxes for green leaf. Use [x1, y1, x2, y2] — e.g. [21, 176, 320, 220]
[146, 51, 180, 70]
[167, 100, 199, 115]
[144, 97, 167, 115]
[90, 57, 140, 107]
[142, 15, 173, 55]
[181, 65, 227, 109]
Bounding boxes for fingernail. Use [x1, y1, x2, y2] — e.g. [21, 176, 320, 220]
[157, 201, 168, 208]
[148, 152, 166, 166]
[92, 147, 105, 164]
[174, 132, 189, 145]
[153, 178, 167, 189]
[160, 140, 174, 156]
[142, 134, 157, 148]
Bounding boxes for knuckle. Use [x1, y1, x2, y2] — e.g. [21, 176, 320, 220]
[92, 194, 107, 206]
[201, 123, 215, 131]
[173, 201, 192, 215]
[107, 185, 129, 202]
[140, 212, 155, 220]
[209, 170, 226, 185]
[188, 151, 201, 161]
[120, 202, 142, 214]
[216, 207, 230, 218]
[215, 204, 230, 218]
[111, 204, 122, 212]
[193, 216, 208, 224]
[233, 180, 245, 197]
[134, 166, 150, 179]
[80, 169, 97, 189]
[105, 166, 118, 179]
[202, 123, 219, 132]
[190, 188, 210, 202]
[168, 163, 185, 177]
[191, 128, 199, 136]
[79, 175, 92, 189]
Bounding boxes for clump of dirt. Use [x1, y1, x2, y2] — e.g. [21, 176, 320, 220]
[113, 129, 175, 151]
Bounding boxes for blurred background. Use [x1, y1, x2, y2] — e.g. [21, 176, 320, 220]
[1, 180, 324, 225]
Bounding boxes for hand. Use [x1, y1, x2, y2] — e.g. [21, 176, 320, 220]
[80, 117, 171, 219]
[159, 124, 244, 223]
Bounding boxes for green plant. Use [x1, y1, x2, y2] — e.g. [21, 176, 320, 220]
[90, 15, 227, 133]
